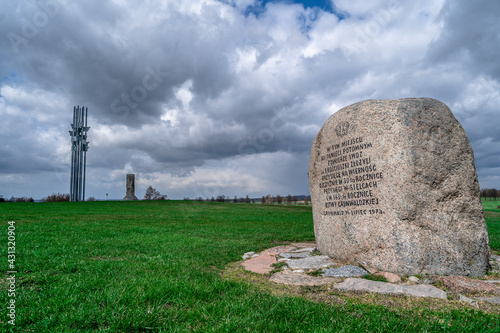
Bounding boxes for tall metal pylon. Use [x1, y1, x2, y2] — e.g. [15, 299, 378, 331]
[69, 106, 90, 201]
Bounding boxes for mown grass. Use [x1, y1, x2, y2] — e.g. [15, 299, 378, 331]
[0, 200, 499, 332]
[483, 200, 500, 252]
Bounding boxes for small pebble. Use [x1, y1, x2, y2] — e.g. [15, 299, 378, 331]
[242, 252, 257, 260]
[408, 276, 420, 283]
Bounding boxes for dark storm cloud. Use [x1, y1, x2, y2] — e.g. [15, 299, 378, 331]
[0, 0, 499, 199]
[429, 0, 500, 78]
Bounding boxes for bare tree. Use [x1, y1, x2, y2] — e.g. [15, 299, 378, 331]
[276, 195, 282, 205]
[42, 193, 70, 202]
[266, 194, 273, 204]
[144, 186, 167, 200]
[481, 188, 499, 201]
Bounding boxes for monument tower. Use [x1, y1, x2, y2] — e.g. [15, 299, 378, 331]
[69, 106, 90, 201]
[123, 174, 138, 200]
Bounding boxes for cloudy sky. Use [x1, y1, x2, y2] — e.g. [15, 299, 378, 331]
[1, 0, 499, 200]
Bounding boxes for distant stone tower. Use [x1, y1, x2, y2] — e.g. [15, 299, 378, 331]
[123, 174, 138, 201]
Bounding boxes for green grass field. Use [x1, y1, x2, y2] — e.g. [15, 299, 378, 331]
[483, 200, 500, 251]
[1, 201, 499, 332]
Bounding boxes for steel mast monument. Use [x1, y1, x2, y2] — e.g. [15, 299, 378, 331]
[69, 106, 90, 201]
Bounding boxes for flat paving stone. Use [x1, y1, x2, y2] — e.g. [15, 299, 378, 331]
[241, 254, 277, 274]
[292, 247, 316, 253]
[262, 245, 297, 256]
[287, 255, 335, 270]
[291, 242, 317, 248]
[475, 297, 500, 305]
[323, 265, 368, 277]
[270, 270, 334, 286]
[431, 276, 500, 294]
[334, 278, 447, 299]
[459, 294, 478, 307]
[279, 252, 312, 259]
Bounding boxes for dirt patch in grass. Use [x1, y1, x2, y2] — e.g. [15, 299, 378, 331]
[485, 211, 500, 217]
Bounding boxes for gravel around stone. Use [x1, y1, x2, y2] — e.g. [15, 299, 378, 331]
[286, 255, 336, 270]
[323, 265, 368, 277]
[270, 270, 334, 286]
[239, 245, 500, 306]
[279, 252, 312, 259]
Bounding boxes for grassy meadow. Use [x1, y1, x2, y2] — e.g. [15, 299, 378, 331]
[0, 200, 499, 332]
[483, 199, 500, 251]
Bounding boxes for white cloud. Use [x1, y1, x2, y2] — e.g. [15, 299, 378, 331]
[0, 0, 499, 199]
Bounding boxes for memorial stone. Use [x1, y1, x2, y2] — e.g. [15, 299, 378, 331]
[308, 98, 490, 277]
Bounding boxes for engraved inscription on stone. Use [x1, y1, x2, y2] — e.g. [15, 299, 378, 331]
[319, 136, 384, 217]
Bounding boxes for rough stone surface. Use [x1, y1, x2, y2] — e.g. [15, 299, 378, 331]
[286, 255, 335, 270]
[459, 294, 478, 307]
[490, 254, 500, 272]
[323, 265, 368, 277]
[242, 252, 258, 260]
[279, 252, 312, 259]
[334, 278, 447, 299]
[375, 272, 401, 283]
[292, 247, 316, 253]
[408, 276, 420, 283]
[123, 174, 138, 200]
[475, 297, 500, 305]
[431, 276, 500, 294]
[262, 245, 297, 256]
[308, 98, 490, 276]
[291, 243, 317, 248]
[270, 271, 334, 286]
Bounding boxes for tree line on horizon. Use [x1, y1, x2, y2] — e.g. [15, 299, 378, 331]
[481, 188, 500, 200]
[1, 188, 306, 205]
[185, 194, 311, 205]
[2, 187, 498, 203]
